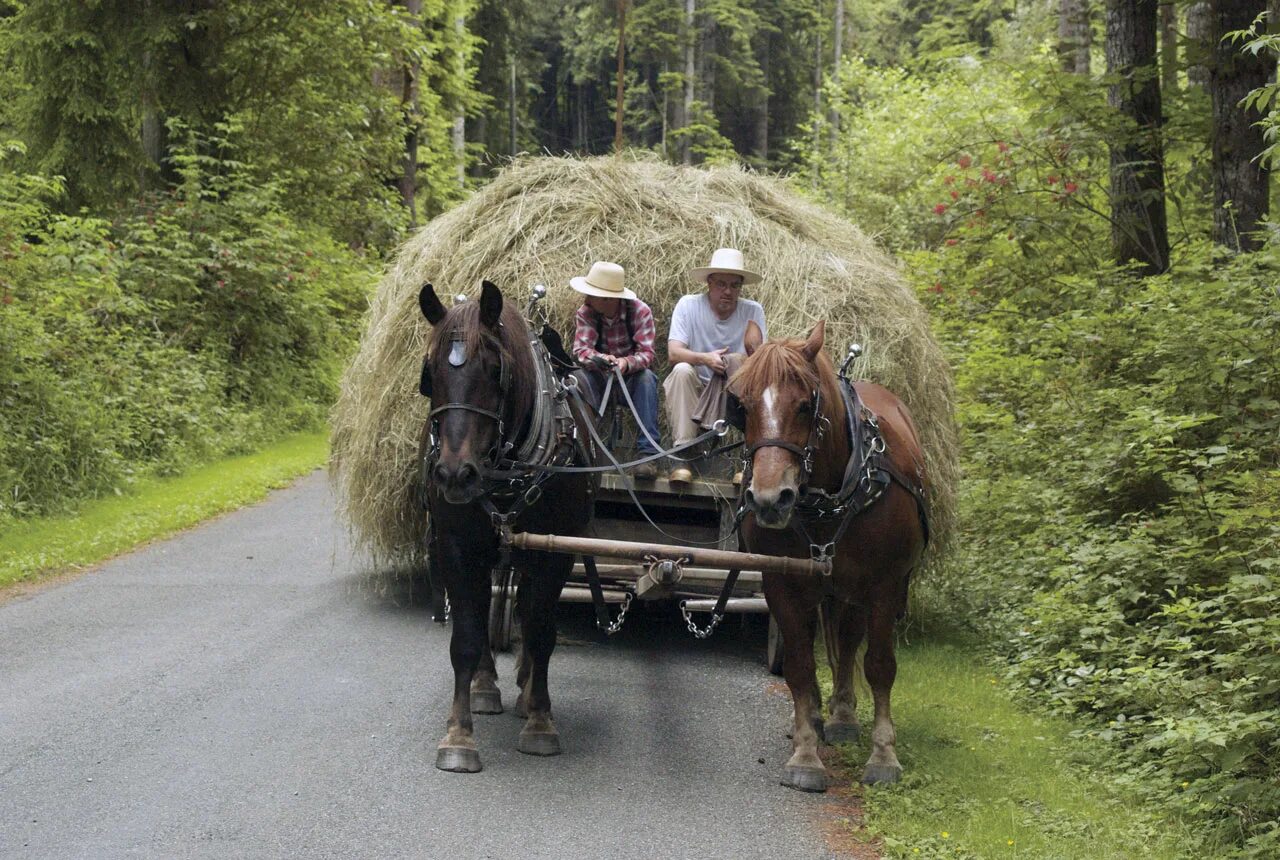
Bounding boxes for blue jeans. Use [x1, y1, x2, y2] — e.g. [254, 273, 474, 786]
[580, 368, 661, 455]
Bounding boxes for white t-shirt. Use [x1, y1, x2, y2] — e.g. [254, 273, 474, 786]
[668, 294, 768, 382]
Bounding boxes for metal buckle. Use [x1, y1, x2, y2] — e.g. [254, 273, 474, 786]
[523, 483, 543, 507]
[810, 541, 835, 565]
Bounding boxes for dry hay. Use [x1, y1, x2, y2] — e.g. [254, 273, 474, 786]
[330, 154, 958, 573]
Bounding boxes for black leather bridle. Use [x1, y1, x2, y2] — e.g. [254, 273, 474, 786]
[741, 384, 830, 490]
[424, 332, 513, 471]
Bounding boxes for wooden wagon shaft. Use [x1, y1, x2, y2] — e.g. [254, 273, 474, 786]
[504, 531, 832, 578]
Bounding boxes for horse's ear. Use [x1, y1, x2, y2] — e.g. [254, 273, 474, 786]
[419, 283, 446, 326]
[801, 320, 825, 362]
[479, 280, 503, 329]
[744, 319, 762, 356]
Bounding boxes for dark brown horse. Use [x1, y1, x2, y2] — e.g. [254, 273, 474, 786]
[731, 320, 929, 791]
[417, 280, 595, 773]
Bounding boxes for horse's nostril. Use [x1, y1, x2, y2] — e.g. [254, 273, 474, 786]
[458, 462, 478, 485]
[778, 487, 796, 509]
[744, 488, 756, 508]
[433, 464, 450, 486]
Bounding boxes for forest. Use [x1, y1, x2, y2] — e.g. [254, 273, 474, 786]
[0, 1, 1276, 856]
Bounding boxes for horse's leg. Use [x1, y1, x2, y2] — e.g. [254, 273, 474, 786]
[861, 598, 903, 785]
[513, 581, 531, 719]
[435, 565, 489, 773]
[767, 577, 826, 792]
[469, 567, 503, 715]
[825, 601, 866, 744]
[515, 551, 571, 756]
[470, 634, 503, 714]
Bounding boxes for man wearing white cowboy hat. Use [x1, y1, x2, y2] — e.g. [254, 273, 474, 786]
[570, 260, 662, 479]
[665, 248, 768, 486]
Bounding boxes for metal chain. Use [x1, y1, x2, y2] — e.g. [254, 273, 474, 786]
[598, 591, 634, 635]
[680, 600, 725, 639]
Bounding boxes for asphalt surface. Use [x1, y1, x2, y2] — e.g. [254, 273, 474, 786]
[0, 471, 842, 860]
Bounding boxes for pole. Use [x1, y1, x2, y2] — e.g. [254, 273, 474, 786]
[505, 531, 832, 578]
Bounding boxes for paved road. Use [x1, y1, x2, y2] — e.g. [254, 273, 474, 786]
[0, 472, 841, 860]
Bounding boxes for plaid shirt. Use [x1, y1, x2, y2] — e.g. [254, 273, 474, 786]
[572, 299, 656, 374]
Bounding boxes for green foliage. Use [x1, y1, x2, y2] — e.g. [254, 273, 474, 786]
[7, 0, 476, 246]
[801, 49, 1280, 857]
[0, 137, 373, 524]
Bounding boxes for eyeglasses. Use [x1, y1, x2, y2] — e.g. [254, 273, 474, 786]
[709, 280, 743, 292]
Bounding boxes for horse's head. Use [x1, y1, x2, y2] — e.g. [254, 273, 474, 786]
[419, 280, 518, 505]
[730, 320, 829, 529]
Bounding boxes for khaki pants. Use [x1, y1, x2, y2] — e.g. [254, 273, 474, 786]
[663, 363, 706, 447]
[663, 355, 746, 447]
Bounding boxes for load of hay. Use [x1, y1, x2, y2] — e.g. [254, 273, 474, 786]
[330, 155, 958, 572]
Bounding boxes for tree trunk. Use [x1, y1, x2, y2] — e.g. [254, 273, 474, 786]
[1059, 0, 1093, 74]
[832, 0, 844, 131]
[662, 59, 670, 157]
[834, 0, 844, 72]
[452, 10, 466, 187]
[682, 0, 695, 165]
[1106, 0, 1170, 274]
[1211, 0, 1270, 250]
[1187, 1, 1212, 87]
[510, 55, 518, 155]
[615, 0, 625, 153]
[1160, 1, 1177, 91]
[138, 0, 164, 190]
[755, 36, 770, 162]
[700, 12, 716, 114]
[399, 0, 423, 225]
[813, 27, 822, 119]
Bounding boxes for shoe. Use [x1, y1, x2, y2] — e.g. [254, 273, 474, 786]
[633, 460, 658, 480]
[668, 467, 693, 486]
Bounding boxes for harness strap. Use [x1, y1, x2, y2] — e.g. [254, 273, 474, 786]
[429, 403, 502, 423]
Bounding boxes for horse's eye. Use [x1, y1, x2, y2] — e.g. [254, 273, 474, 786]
[796, 401, 813, 416]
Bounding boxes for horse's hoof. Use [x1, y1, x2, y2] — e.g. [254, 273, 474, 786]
[435, 746, 482, 773]
[471, 688, 503, 715]
[517, 730, 562, 757]
[781, 765, 828, 793]
[824, 720, 861, 744]
[861, 763, 902, 785]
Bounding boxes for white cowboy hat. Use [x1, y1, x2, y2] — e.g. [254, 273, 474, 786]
[569, 261, 636, 300]
[688, 247, 762, 285]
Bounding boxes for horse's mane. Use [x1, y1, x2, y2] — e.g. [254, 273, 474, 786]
[730, 338, 840, 409]
[426, 299, 535, 428]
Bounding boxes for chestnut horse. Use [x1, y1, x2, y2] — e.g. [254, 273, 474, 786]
[731, 320, 929, 791]
[418, 280, 595, 773]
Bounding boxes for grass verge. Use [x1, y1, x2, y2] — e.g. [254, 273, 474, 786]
[826, 635, 1212, 859]
[0, 430, 328, 593]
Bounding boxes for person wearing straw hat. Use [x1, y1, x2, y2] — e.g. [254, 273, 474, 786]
[664, 248, 768, 486]
[570, 261, 662, 480]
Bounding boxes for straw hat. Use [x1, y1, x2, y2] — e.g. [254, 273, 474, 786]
[569, 261, 636, 300]
[688, 247, 762, 285]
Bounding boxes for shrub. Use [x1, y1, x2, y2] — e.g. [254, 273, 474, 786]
[801, 53, 1280, 855]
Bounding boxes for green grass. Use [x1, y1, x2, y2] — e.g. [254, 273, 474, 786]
[826, 636, 1213, 860]
[0, 430, 329, 591]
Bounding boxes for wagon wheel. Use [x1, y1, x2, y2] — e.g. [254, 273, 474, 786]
[489, 566, 518, 652]
[767, 615, 784, 676]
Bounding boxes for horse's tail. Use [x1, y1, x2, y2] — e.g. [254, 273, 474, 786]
[821, 597, 873, 700]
